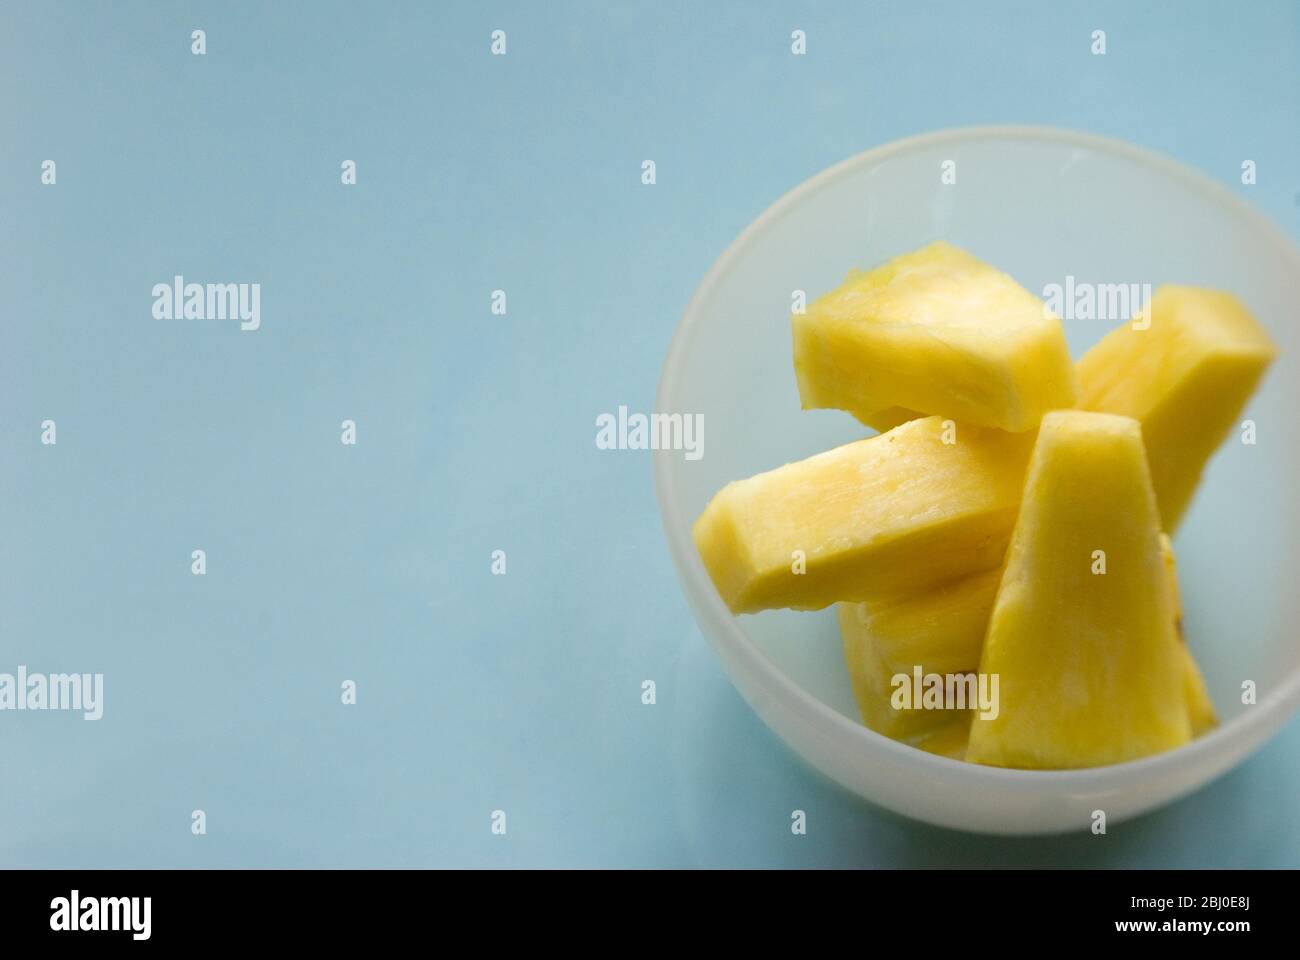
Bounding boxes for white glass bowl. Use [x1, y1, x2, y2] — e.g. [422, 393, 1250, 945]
[654, 126, 1300, 834]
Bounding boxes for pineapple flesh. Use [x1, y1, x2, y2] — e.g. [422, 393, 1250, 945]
[794, 241, 1078, 432]
[966, 411, 1192, 769]
[692, 417, 1033, 613]
[1077, 285, 1278, 531]
[839, 572, 996, 744]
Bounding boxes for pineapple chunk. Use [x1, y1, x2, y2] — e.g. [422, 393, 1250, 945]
[840, 575, 992, 742]
[840, 571, 990, 752]
[793, 241, 1078, 432]
[966, 411, 1192, 769]
[1078, 285, 1277, 531]
[839, 614, 962, 742]
[692, 417, 1033, 613]
[844, 567, 1001, 679]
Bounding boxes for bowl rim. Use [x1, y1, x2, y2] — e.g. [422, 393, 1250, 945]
[654, 123, 1300, 790]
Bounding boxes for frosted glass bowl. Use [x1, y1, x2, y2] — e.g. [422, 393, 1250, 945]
[654, 126, 1300, 835]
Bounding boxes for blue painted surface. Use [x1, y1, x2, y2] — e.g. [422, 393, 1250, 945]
[1, 1, 1296, 866]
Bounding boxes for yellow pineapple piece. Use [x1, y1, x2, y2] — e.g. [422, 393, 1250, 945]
[793, 241, 1078, 432]
[966, 411, 1191, 769]
[839, 606, 959, 740]
[1078, 285, 1277, 531]
[845, 567, 1001, 678]
[692, 417, 1033, 613]
[841, 571, 994, 743]
[839, 594, 986, 740]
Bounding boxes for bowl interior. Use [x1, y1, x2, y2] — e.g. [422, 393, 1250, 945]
[656, 127, 1300, 823]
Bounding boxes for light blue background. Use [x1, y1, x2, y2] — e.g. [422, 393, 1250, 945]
[2, 1, 1297, 867]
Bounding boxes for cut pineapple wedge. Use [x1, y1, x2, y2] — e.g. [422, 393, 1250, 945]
[793, 241, 1078, 432]
[1078, 285, 1277, 531]
[692, 417, 1033, 613]
[845, 568, 1002, 679]
[840, 572, 996, 743]
[838, 598, 980, 740]
[966, 411, 1192, 769]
